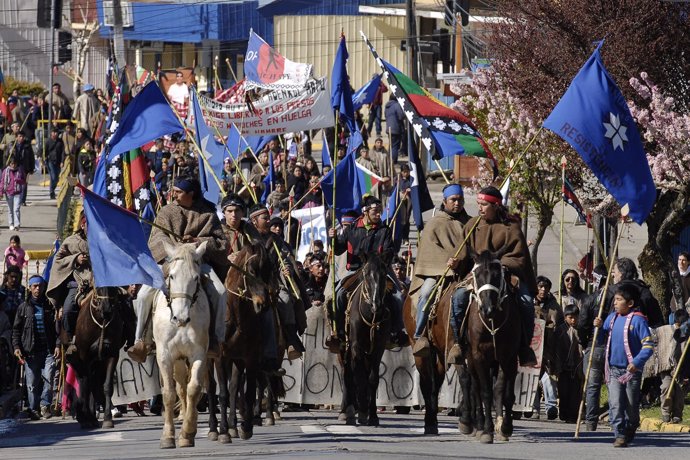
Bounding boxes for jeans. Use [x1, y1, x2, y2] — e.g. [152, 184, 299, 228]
[5, 193, 21, 228]
[367, 105, 382, 136]
[583, 345, 605, 423]
[414, 277, 437, 337]
[390, 133, 402, 164]
[62, 285, 79, 336]
[47, 161, 60, 197]
[608, 366, 642, 439]
[24, 351, 56, 411]
[533, 372, 557, 413]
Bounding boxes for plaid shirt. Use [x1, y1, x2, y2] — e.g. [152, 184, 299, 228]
[1, 285, 26, 317]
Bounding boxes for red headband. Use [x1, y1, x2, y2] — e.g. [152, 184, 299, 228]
[477, 193, 502, 205]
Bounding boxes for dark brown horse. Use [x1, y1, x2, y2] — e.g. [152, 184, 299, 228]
[403, 279, 465, 434]
[339, 251, 392, 426]
[458, 249, 521, 444]
[208, 242, 277, 442]
[71, 286, 126, 429]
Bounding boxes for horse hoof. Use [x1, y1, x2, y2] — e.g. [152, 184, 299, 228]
[178, 437, 194, 448]
[101, 420, 114, 429]
[480, 433, 494, 444]
[208, 431, 219, 441]
[357, 412, 369, 425]
[474, 430, 484, 438]
[496, 433, 509, 442]
[228, 428, 239, 438]
[367, 416, 379, 427]
[218, 434, 232, 444]
[239, 427, 253, 440]
[458, 421, 473, 435]
[264, 418, 275, 426]
[253, 416, 262, 427]
[160, 438, 176, 449]
[273, 411, 282, 421]
[338, 412, 348, 421]
[424, 426, 439, 435]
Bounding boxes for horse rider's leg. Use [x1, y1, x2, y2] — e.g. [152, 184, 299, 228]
[63, 284, 80, 355]
[326, 272, 356, 351]
[200, 264, 228, 357]
[179, 357, 205, 447]
[128, 284, 158, 363]
[516, 282, 537, 367]
[447, 287, 470, 364]
[158, 356, 177, 449]
[412, 277, 438, 357]
[387, 285, 410, 348]
[277, 288, 303, 359]
[101, 356, 118, 429]
[260, 308, 284, 376]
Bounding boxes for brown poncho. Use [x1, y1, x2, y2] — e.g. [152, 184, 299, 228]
[46, 231, 92, 306]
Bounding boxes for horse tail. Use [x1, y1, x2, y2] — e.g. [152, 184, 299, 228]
[269, 374, 286, 399]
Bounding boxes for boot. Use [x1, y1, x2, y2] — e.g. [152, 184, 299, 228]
[64, 334, 77, 357]
[518, 346, 537, 367]
[127, 340, 151, 364]
[263, 358, 286, 377]
[287, 345, 302, 360]
[412, 337, 430, 358]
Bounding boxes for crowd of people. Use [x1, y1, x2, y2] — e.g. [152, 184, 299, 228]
[0, 76, 688, 451]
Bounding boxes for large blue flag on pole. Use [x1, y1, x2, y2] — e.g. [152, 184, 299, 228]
[41, 239, 60, 283]
[408, 129, 434, 230]
[331, 34, 356, 133]
[352, 73, 382, 111]
[321, 132, 364, 218]
[543, 42, 655, 224]
[191, 90, 224, 205]
[107, 81, 183, 160]
[80, 185, 164, 289]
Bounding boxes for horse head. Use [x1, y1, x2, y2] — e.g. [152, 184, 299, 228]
[469, 247, 509, 319]
[360, 249, 391, 315]
[239, 242, 273, 315]
[164, 240, 207, 328]
[92, 286, 124, 321]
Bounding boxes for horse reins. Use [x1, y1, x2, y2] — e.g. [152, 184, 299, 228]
[349, 279, 389, 355]
[165, 259, 202, 323]
[469, 263, 511, 360]
[89, 290, 115, 361]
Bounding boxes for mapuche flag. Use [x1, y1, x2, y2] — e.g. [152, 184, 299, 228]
[544, 41, 656, 224]
[360, 32, 497, 177]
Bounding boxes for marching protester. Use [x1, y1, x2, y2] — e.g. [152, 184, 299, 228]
[0, 156, 27, 231]
[660, 308, 690, 424]
[556, 303, 583, 423]
[594, 283, 654, 447]
[4, 234, 27, 270]
[560, 269, 587, 310]
[12, 275, 59, 420]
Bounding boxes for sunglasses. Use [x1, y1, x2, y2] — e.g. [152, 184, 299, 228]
[564, 277, 576, 282]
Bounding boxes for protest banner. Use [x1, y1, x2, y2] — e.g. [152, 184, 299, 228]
[111, 349, 161, 406]
[291, 206, 328, 262]
[512, 319, 546, 412]
[197, 78, 334, 136]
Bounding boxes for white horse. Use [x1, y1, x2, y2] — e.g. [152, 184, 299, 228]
[153, 241, 210, 449]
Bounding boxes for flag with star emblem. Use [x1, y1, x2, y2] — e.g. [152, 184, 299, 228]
[192, 89, 226, 206]
[352, 73, 382, 111]
[360, 32, 497, 177]
[544, 41, 655, 224]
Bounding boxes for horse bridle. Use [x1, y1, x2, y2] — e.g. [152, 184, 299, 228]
[165, 258, 202, 322]
[469, 260, 511, 343]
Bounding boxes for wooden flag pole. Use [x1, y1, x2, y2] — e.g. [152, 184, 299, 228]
[574, 204, 630, 439]
[558, 155, 567, 309]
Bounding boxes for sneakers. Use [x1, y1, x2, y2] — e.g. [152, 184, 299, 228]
[40, 405, 52, 419]
[111, 407, 123, 418]
[9, 226, 14, 231]
[672, 417, 682, 424]
[661, 414, 671, 423]
[546, 406, 558, 421]
[613, 437, 628, 448]
[412, 337, 430, 357]
[127, 340, 151, 363]
[447, 344, 464, 364]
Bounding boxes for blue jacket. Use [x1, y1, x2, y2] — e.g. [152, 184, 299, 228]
[603, 311, 654, 370]
[384, 100, 405, 135]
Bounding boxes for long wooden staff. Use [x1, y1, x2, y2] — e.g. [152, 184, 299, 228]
[558, 156, 567, 308]
[574, 204, 630, 438]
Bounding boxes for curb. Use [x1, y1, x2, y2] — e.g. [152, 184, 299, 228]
[640, 416, 690, 433]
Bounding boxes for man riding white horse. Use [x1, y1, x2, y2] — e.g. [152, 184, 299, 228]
[452, 186, 538, 367]
[128, 178, 228, 363]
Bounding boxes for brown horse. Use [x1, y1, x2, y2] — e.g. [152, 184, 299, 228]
[403, 279, 466, 434]
[71, 286, 126, 429]
[339, 251, 392, 426]
[458, 249, 521, 444]
[208, 242, 277, 443]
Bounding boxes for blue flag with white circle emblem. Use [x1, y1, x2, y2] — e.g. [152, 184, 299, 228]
[543, 41, 656, 224]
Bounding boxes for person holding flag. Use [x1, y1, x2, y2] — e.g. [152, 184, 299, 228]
[326, 195, 409, 350]
[409, 183, 470, 362]
[128, 178, 228, 362]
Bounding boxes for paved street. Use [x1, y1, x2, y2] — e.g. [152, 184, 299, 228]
[1, 408, 688, 459]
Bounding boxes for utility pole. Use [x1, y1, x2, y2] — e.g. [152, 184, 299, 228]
[47, 0, 57, 136]
[113, 0, 126, 64]
[406, 0, 419, 83]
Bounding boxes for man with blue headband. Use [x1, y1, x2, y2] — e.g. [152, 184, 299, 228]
[410, 183, 470, 362]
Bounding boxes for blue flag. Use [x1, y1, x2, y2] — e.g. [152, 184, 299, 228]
[192, 90, 224, 206]
[41, 239, 60, 283]
[408, 129, 434, 230]
[93, 148, 108, 197]
[544, 42, 655, 224]
[141, 202, 157, 242]
[352, 73, 382, 111]
[81, 186, 164, 289]
[261, 151, 276, 204]
[107, 81, 183, 160]
[321, 136, 332, 168]
[382, 184, 402, 243]
[226, 123, 251, 158]
[246, 135, 274, 155]
[321, 132, 364, 218]
[331, 35, 356, 133]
